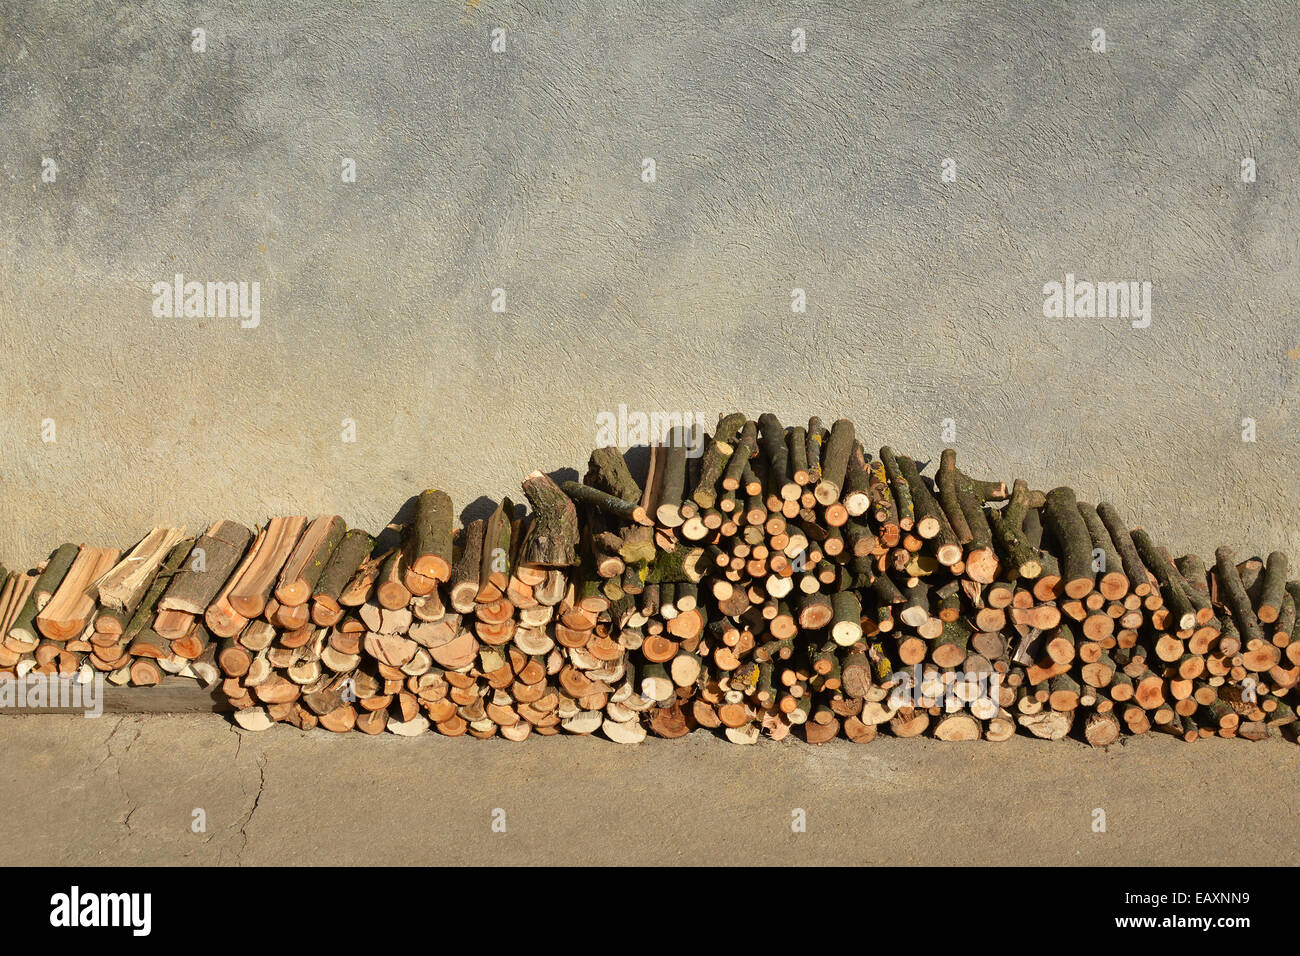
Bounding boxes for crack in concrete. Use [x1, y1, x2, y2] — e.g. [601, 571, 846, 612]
[234, 752, 268, 866]
[89, 716, 128, 774]
[90, 716, 145, 834]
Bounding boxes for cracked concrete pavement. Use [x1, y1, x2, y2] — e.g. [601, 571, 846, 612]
[4, 713, 1300, 866]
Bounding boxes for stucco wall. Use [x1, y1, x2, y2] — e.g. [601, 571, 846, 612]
[0, 0, 1296, 564]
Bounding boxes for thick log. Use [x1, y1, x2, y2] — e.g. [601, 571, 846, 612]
[830, 590, 863, 647]
[153, 521, 250, 616]
[841, 443, 872, 517]
[1084, 709, 1122, 747]
[757, 413, 796, 502]
[1075, 502, 1128, 599]
[655, 431, 689, 526]
[933, 711, 981, 741]
[476, 497, 516, 602]
[403, 489, 453, 581]
[520, 472, 579, 567]
[1043, 487, 1094, 598]
[449, 519, 486, 613]
[585, 447, 642, 502]
[1017, 709, 1073, 740]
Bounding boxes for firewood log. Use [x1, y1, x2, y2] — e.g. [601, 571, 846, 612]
[405, 489, 454, 582]
[226, 517, 306, 619]
[275, 515, 346, 607]
[233, 706, 275, 731]
[1094, 502, 1154, 597]
[0, 573, 34, 643]
[1257, 551, 1289, 624]
[1017, 709, 1072, 740]
[153, 522, 248, 619]
[36, 546, 121, 642]
[309, 529, 374, 626]
[1043, 488, 1094, 599]
[1075, 502, 1128, 599]
[519, 472, 579, 566]
[808, 417, 854, 508]
[1130, 529, 1196, 631]
[6, 543, 79, 649]
[375, 546, 411, 611]
[934, 711, 981, 741]
[93, 527, 189, 620]
[756, 414, 795, 505]
[204, 527, 267, 637]
[1084, 709, 1122, 746]
[586, 446, 642, 502]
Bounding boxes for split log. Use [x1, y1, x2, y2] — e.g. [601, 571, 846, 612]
[7, 543, 80, 648]
[311, 529, 374, 625]
[93, 527, 189, 618]
[226, 517, 307, 620]
[375, 547, 411, 611]
[1017, 709, 1073, 740]
[151, 521, 248, 621]
[275, 515, 346, 606]
[36, 546, 122, 641]
[478, 498, 516, 601]
[449, 519, 486, 613]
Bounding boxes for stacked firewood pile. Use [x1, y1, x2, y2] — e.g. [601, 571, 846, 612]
[2, 412, 1296, 746]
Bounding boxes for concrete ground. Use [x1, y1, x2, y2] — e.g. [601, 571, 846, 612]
[4, 713, 1297, 866]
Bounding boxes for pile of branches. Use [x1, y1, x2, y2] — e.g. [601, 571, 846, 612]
[2, 412, 1295, 746]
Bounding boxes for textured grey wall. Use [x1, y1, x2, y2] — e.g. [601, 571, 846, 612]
[0, 0, 1296, 565]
